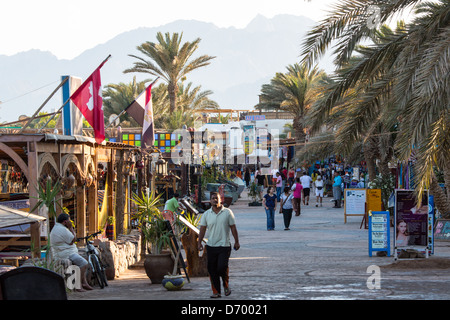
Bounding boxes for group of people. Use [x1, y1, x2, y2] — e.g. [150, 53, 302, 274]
[260, 170, 325, 231]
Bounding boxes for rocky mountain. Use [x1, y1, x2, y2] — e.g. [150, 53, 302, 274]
[0, 14, 334, 123]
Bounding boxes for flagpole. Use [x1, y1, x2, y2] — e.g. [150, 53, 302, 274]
[105, 76, 160, 129]
[19, 77, 69, 133]
[36, 55, 112, 133]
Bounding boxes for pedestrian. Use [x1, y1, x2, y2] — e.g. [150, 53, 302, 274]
[198, 192, 240, 298]
[300, 172, 313, 205]
[291, 177, 303, 216]
[314, 175, 324, 207]
[333, 171, 343, 208]
[255, 169, 265, 200]
[262, 186, 277, 231]
[244, 167, 251, 188]
[288, 167, 295, 187]
[280, 186, 294, 230]
[275, 172, 282, 201]
[164, 193, 180, 213]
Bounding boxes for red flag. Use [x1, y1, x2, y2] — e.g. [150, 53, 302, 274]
[70, 58, 109, 143]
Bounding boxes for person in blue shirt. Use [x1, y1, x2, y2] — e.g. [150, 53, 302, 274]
[332, 171, 342, 208]
[262, 187, 277, 230]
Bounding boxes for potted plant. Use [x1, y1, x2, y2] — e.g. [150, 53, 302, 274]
[248, 181, 262, 206]
[30, 177, 63, 226]
[131, 190, 175, 284]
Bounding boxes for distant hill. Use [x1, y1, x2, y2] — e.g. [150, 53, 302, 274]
[0, 14, 334, 123]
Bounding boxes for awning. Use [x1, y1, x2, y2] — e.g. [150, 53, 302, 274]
[0, 205, 46, 229]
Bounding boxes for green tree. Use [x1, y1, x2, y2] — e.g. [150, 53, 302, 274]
[125, 32, 215, 113]
[256, 63, 329, 146]
[300, 0, 450, 215]
[103, 77, 168, 127]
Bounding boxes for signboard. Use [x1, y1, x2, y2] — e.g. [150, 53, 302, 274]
[434, 219, 450, 242]
[394, 189, 431, 258]
[368, 211, 390, 256]
[245, 115, 266, 121]
[344, 189, 366, 223]
[366, 189, 382, 212]
[395, 190, 429, 247]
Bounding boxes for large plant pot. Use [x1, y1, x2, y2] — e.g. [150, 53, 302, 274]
[143, 253, 174, 284]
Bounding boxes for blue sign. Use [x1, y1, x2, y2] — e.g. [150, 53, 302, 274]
[245, 115, 266, 121]
[369, 211, 390, 257]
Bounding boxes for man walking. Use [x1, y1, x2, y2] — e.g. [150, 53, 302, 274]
[300, 172, 313, 205]
[198, 192, 240, 298]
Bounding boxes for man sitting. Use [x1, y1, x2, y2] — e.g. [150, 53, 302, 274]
[50, 213, 93, 291]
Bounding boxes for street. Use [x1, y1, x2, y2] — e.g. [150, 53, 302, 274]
[69, 190, 450, 301]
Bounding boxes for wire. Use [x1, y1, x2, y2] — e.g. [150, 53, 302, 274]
[0, 80, 60, 104]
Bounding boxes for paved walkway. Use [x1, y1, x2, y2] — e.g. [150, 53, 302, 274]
[69, 190, 450, 301]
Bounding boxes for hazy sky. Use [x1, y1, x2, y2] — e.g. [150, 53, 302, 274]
[0, 0, 337, 60]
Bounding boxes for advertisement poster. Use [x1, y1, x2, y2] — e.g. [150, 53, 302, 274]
[395, 190, 429, 247]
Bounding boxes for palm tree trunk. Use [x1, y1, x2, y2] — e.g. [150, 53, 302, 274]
[431, 162, 450, 218]
[363, 145, 377, 182]
[168, 82, 177, 113]
[293, 116, 306, 146]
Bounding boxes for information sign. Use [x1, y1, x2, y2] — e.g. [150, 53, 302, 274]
[368, 211, 390, 256]
[344, 189, 366, 223]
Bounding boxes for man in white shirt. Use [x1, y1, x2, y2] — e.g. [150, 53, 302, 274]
[300, 172, 313, 205]
[50, 213, 93, 291]
[198, 192, 240, 298]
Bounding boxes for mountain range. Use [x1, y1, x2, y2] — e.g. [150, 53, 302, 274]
[0, 14, 334, 123]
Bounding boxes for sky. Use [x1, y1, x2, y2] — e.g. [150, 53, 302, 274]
[0, 0, 338, 60]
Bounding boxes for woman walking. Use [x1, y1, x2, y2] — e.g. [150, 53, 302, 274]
[244, 167, 251, 188]
[262, 186, 277, 231]
[280, 186, 294, 230]
[291, 177, 303, 216]
[314, 175, 324, 207]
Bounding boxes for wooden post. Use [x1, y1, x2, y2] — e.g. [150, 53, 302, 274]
[30, 221, 41, 259]
[116, 149, 125, 235]
[88, 150, 98, 233]
[76, 185, 86, 240]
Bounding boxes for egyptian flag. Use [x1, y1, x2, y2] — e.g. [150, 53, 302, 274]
[70, 56, 110, 144]
[125, 84, 155, 148]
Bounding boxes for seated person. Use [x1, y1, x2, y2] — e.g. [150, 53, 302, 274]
[164, 193, 180, 213]
[50, 213, 93, 291]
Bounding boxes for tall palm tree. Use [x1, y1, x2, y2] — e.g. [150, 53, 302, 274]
[156, 82, 219, 130]
[257, 63, 329, 146]
[124, 32, 215, 113]
[300, 0, 450, 215]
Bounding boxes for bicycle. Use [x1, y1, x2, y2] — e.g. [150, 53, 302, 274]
[76, 231, 108, 289]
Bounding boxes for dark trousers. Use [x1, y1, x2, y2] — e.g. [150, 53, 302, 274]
[206, 245, 231, 294]
[282, 208, 293, 228]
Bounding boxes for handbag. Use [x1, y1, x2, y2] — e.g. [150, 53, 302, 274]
[279, 193, 291, 213]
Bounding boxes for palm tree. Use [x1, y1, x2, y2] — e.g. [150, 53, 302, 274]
[124, 32, 215, 113]
[300, 0, 450, 215]
[103, 77, 150, 127]
[257, 63, 329, 146]
[157, 82, 219, 130]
